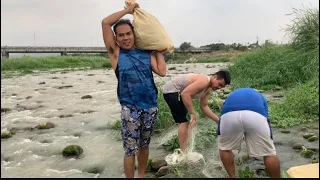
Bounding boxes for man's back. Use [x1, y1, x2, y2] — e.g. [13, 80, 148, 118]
[221, 88, 268, 118]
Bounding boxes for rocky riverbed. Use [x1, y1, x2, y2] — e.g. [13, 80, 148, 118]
[1, 63, 319, 178]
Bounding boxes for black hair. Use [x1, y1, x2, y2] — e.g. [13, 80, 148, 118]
[213, 70, 231, 85]
[113, 19, 134, 35]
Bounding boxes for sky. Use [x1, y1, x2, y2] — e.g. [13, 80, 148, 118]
[1, 0, 319, 48]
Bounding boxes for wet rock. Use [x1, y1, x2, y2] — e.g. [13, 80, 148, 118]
[9, 127, 19, 135]
[83, 165, 105, 174]
[26, 96, 33, 99]
[168, 67, 176, 70]
[12, 93, 17, 96]
[59, 114, 73, 118]
[308, 135, 318, 142]
[16, 104, 44, 111]
[81, 95, 92, 99]
[39, 82, 46, 85]
[151, 158, 167, 171]
[280, 130, 290, 134]
[272, 93, 284, 98]
[80, 110, 95, 114]
[35, 122, 55, 129]
[306, 146, 319, 153]
[300, 127, 308, 132]
[274, 141, 283, 146]
[40, 139, 53, 143]
[292, 143, 303, 150]
[23, 127, 35, 131]
[155, 166, 170, 177]
[3, 156, 12, 162]
[51, 77, 59, 79]
[58, 85, 73, 89]
[73, 132, 82, 137]
[62, 145, 83, 158]
[87, 74, 95, 76]
[300, 149, 315, 158]
[303, 133, 315, 139]
[1, 132, 12, 139]
[1, 108, 11, 113]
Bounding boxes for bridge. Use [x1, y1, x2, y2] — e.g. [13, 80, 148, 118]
[0, 46, 212, 58]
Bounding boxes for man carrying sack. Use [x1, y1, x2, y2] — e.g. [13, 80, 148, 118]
[101, 2, 167, 178]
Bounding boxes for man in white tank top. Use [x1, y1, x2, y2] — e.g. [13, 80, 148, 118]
[162, 70, 231, 151]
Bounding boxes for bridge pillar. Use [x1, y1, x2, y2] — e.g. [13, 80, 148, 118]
[1, 51, 9, 58]
[61, 52, 67, 56]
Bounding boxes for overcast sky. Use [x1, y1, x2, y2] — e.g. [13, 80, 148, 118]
[1, 0, 319, 47]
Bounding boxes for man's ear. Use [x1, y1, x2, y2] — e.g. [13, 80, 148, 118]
[212, 74, 217, 80]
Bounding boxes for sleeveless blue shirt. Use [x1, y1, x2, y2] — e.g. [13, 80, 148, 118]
[115, 49, 158, 110]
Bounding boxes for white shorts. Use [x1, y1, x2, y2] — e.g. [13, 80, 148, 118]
[218, 110, 276, 157]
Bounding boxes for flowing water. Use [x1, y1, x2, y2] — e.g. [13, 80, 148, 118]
[1, 63, 318, 178]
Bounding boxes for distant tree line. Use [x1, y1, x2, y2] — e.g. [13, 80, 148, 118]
[179, 40, 263, 51]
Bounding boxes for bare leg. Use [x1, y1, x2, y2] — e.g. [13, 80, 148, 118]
[178, 122, 189, 151]
[264, 155, 280, 178]
[137, 146, 149, 178]
[220, 150, 236, 178]
[124, 155, 135, 178]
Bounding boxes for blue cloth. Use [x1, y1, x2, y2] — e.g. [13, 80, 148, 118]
[221, 88, 268, 118]
[115, 49, 158, 110]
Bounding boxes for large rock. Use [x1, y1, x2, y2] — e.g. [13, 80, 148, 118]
[155, 166, 170, 177]
[280, 130, 290, 134]
[151, 158, 167, 171]
[1, 132, 12, 139]
[303, 133, 315, 139]
[300, 150, 315, 158]
[35, 122, 55, 129]
[292, 143, 303, 150]
[9, 127, 19, 135]
[81, 95, 92, 99]
[62, 145, 83, 158]
[1, 108, 11, 113]
[308, 135, 318, 142]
